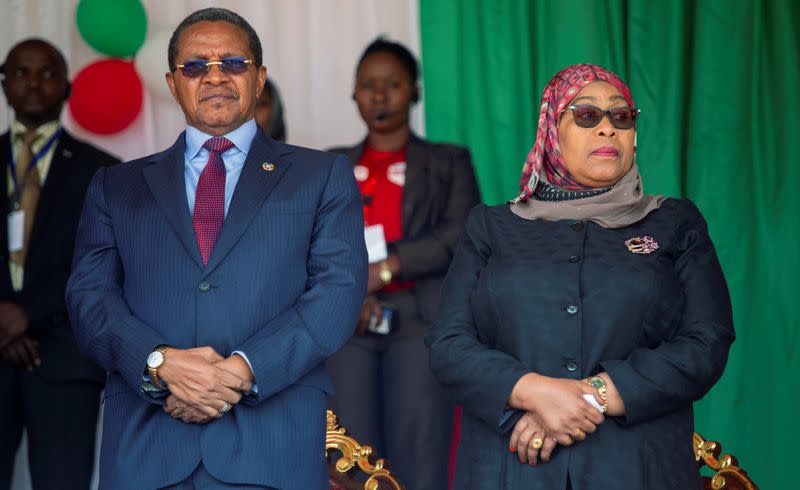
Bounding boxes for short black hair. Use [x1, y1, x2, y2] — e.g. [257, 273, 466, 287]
[1, 38, 68, 79]
[356, 38, 418, 84]
[168, 8, 263, 71]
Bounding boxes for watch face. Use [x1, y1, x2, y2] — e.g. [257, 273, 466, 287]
[147, 351, 164, 369]
[588, 377, 606, 389]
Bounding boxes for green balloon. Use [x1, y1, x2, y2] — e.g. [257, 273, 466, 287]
[76, 0, 148, 58]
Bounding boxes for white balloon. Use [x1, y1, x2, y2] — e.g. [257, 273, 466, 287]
[134, 30, 173, 100]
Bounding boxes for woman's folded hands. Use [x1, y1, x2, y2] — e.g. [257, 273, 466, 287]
[507, 372, 607, 465]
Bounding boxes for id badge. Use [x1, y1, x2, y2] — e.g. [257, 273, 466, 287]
[7, 210, 24, 252]
[364, 224, 388, 264]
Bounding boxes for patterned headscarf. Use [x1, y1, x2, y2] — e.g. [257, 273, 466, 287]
[514, 64, 635, 202]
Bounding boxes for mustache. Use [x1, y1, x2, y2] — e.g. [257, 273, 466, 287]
[198, 90, 239, 102]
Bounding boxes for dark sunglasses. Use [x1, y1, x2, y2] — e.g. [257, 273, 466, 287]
[175, 57, 255, 78]
[561, 104, 640, 129]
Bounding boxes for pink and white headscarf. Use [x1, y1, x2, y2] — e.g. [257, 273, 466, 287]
[514, 64, 635, 202]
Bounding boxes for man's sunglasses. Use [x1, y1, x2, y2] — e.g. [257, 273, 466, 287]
[175, 57, 255, 78]
[561, 104, 640, 129]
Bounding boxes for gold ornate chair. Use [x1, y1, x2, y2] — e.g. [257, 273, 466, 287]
[326, 410, 405, 490]
[327, 417, 758, 489]
[694, 432, 759, 489]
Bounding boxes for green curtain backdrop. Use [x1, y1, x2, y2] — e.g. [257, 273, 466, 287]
[420, 1, 799, 488]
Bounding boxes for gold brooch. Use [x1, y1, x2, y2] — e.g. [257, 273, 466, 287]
[625, 236, 659, 254]
[261, 162, 275, 172]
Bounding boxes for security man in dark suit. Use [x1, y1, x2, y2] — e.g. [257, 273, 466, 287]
[0, 38, 119, 490]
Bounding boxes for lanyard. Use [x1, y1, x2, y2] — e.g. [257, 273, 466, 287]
[8, 127, 63, 201]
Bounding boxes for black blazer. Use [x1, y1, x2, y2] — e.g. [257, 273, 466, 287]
[328, 134, 481, 324]
[0, 129, 118, 384]
[427, 200, 735, 489]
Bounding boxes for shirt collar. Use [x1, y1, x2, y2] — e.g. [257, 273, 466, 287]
[184, 119, 257, 160]
[11, 119, 60, 141]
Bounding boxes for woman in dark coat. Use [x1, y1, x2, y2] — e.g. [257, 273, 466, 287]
[426, 63, 735, 490]
[326, 39, 480, 490]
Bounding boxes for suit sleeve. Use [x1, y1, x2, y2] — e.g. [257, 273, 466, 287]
[600, 200, 736, 425]
[392, 147, 481, 279]
[66, 167, 168, 402]
[425, 206, 531, 432]
[234, 155, 368, 404]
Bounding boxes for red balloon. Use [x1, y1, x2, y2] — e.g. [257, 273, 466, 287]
[69, 59, 143, 135]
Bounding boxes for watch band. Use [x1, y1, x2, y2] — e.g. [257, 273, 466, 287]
[586, 375, 609, 414]
[147, 344, 171, 388]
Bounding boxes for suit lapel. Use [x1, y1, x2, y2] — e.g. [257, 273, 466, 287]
[0, 133, 10, 227]
[28, 133, 76, 249]
[403, 135, 430, 236]
[203, 131, 292, 273]
[340, 136, 428, 236]
[0, 134, 11, 291]
[142, 133, 204, 268]
[340, 143, 364, 167]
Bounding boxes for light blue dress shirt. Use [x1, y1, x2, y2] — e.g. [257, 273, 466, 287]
[143, 119, 259, 396]
[183, 118, 256, 216]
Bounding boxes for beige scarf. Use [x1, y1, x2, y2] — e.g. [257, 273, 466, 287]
[510, 163, 665, 229]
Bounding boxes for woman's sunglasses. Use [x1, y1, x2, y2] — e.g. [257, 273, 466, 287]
[175, 57, 255, 78]
[561, 104, 640, 129]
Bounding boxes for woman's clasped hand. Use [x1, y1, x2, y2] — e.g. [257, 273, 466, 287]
[508, 373, 606, 465]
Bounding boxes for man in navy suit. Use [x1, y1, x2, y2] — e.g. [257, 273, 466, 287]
[66, 8, 367, 489]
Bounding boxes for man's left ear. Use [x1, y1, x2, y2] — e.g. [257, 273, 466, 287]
[256, 66, 268, 98]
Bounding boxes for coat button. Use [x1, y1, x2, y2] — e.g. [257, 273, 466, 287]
[566, 360, 578, 371]
[198, 281, 211, 292]
[566, 305, 579, 315]
[570, 222, 584, 231]
[568, 255, 581, 263]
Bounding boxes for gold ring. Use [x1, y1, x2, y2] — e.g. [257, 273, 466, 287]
[572, 429, 586, 441]
[530, 438, 543, 449]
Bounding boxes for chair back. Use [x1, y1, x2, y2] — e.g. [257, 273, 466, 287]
[694, 432, 759, 490]
[326, 410, 405, 490]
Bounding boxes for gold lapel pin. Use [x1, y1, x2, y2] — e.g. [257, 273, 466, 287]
[262, 162, 276, 172]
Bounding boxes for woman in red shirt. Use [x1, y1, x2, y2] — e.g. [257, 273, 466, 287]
[326, 39, 480, 490]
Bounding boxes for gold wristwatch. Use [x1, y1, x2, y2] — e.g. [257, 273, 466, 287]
[146, 344, 171, 388]
[587, 375, 609, 414]
[379, 260, 393, 284]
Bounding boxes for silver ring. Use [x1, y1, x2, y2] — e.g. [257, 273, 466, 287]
[219, 401, 232, 414]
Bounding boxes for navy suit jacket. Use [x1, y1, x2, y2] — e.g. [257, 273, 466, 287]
[66, 129, 367, 489]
